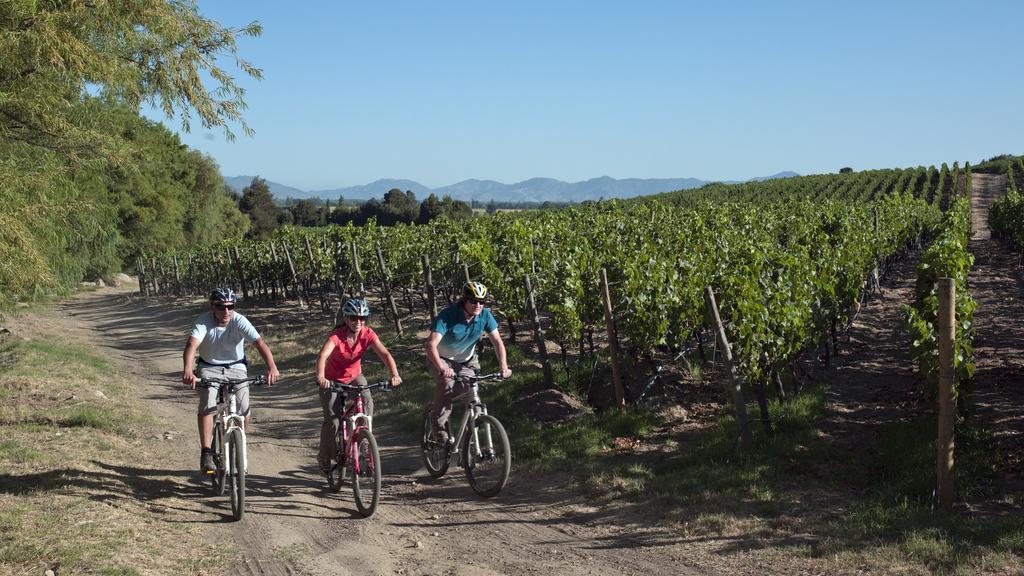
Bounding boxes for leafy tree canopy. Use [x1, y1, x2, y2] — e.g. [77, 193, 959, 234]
[0, 0, 260, 308]
[0, 0, 262, 163]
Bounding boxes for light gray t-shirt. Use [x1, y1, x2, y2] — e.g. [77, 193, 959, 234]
[189, 311, 261, 366]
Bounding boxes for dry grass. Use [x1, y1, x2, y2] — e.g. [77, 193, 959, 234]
[0, 316, 227, 576]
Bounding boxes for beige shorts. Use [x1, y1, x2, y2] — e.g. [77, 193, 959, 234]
[197, 365, 250, 416]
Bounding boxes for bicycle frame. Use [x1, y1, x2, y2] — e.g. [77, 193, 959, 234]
[421, 372, 509, 496]
[338, 393, 371, 475]
[445, 380, 495, 466]
[329, 381, 389, 476]
[200, 376, 263, 475]
[216, 387, 248, 472]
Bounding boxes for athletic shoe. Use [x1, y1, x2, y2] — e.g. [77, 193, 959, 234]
[201, 449, 216, 474]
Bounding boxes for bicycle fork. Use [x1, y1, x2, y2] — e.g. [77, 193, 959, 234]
[469, 406, 495, 460]
[222, 419, 248, 473]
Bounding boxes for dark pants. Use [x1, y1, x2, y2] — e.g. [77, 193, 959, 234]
[429, 355, 479, 430]
[317, 373, 372, 470]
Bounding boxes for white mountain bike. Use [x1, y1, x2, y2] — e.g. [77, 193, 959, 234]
[420, 372, 511, 497]
[199, 375, 265, 521]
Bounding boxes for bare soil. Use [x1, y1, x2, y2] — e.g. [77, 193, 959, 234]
[823, 248, 926, 449]
[825, 173, 1023, 517]
[966, 174, 1024, 515]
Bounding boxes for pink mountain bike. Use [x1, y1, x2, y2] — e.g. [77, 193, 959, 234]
[325, 380, 391, 517]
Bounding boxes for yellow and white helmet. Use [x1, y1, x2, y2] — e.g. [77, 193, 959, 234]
[462, 281, 489, 301]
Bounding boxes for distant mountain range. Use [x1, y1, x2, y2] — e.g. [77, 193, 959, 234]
[224, 172, 799, 204]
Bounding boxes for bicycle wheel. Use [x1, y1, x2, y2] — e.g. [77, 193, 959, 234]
[351, 429, 381, 517]
[463, 414, 511, 498]
[211, 423, 226, 495]
[228, 428, 246, 521]
[420, 410, 450, 478]
[327, 440, 346, 493]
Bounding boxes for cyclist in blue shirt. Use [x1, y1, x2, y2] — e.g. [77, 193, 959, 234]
[183, 288, 280, 473]
[424, 281, 512, 443]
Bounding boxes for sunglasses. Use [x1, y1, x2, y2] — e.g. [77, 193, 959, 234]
[467, 299, 486, 306]
[346, 315, 368, 322]
[213, 303, 235, 310]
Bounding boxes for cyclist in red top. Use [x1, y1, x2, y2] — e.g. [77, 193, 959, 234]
[315, 298, 402, 475]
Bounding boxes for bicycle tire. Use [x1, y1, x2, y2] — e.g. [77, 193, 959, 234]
[352, 429, 381, 517]
[420, 410, 450, 478]
[228, 428, 245, 521]
[463, 414, 511, 498]
[211, 423, 226, 495]
[327, 451, 345, 493]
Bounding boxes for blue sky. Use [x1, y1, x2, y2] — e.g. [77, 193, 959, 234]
[149, 1, 1024, 190]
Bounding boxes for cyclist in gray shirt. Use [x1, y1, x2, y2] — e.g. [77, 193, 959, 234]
[183, 288, 280, 473]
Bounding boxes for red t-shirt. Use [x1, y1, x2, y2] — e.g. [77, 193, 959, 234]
[325, 326, 378, 383]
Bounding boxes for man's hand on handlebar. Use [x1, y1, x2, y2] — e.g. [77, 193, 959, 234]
[183, 371, 198, 389]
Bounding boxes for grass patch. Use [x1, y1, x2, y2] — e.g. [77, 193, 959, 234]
[7, 338, 112, 378]
[422, 359, 1019, 574]
[0, 309, 228, 576]
[61, 405, 121, 431]
[0, 438, 44, 465]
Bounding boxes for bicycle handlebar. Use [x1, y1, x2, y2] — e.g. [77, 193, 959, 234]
[328, 380, 393, 393]
[455, 372, 504, 383]
[197, 375, 267, 389]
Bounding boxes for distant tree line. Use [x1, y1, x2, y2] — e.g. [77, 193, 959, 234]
[231, 181, 578, 238]
[234, 182, 477, 239]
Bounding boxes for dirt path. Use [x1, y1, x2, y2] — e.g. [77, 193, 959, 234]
[967, 173, 1024, 513]
[60, 291, 706, 576]
[824, 250, 924, 447]
[823, 172, 1023, 515]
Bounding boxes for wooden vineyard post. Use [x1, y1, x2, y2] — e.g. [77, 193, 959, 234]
[186, 253, 196, 295]
[304, 237, 328, 312]
[447, 253, 460, 304]
[208, 247, 219, 292]
[281, 242, 306, 308]
[269, 242, 282, 301]
[529, 238, 538, 275]
[136, 257, 148, 297]
[936, 277, 956, 511]
[462, 263, 471, 285]
[524, 274, 554, 388]
[350, 241, 365, 299]
[172, 254, 182, 296]
[158, 258, 169, 296]
[773, 370, 786, 403]
[151, 256, 161, 295]
[704, 286, 753, 449]
[255, 248, 268, 303]
[870, 206, 882, 296]
[599, 268, 625, 408]
[375, 243, 404, 337]
[333, 238, 346, 303]
[232, 246, 248, 301]
[423, 254, 438, 325]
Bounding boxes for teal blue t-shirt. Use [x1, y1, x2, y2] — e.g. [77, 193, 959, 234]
[432, 303, 498, 362]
